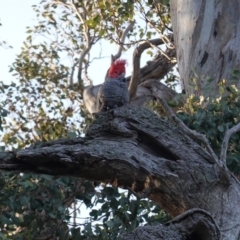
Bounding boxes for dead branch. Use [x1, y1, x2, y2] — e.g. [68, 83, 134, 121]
[128, 39, 165, 100]
[139, 47, 176, 82]
[128, 37, 175, 100]
[0, 106, 231, 212]
[130, 79, 177, 108]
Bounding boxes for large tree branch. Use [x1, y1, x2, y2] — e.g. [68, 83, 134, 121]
[1, 106, 239, 239]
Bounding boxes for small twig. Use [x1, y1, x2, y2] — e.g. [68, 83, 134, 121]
[84, 53, 93, 85]
[73, 197, 77, 226]
[156, 97, 220, 164]
[69, 0, 93, 85]
[136, 0, 173, 34]
[54, 0, 93, 86]
[107, 36, 151, 47]
[70, 61, 79, 87]
[220, 122, 240, 162]
[147, 40, 172, 61]
[159, 34, 175, 49]
[111, 20, 135, 63]
[103, 21, 135, 80]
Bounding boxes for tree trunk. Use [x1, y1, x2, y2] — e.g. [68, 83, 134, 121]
[0, 106, 240, 239]
[170, 0, 240, 96]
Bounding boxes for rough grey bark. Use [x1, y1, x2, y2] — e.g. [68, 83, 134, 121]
[170, 0, 240, 96]
[0, 106, 240, 239]
[130, 79, 177, 109]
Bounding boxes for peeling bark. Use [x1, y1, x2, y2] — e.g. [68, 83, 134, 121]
[0, 106, 239, 239]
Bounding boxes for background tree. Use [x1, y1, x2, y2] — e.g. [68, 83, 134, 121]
[170, 0, 240, 96]
[0, 0, 240, 239]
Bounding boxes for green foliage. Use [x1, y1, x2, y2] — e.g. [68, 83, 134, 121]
[83, 187, 170, 239]
[0, 172, 98, 239]
[0, 172, 170, 239]
[177, 78, 240, 174]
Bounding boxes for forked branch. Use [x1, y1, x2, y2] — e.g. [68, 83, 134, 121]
[71, 1, 92, 86]
[128, 36, 174, 100]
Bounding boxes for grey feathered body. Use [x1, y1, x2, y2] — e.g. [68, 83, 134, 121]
[97, 78, 129, 112]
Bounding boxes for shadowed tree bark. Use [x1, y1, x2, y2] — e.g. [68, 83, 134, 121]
[122, 209, 220, 240]
[0, 106, 239, 239]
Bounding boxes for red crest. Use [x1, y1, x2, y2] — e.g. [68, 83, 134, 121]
[108, 59, 127, 78]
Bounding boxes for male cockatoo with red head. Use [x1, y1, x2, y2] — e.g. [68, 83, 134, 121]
[83, 59, 129, 114]
[97, 59, 129, 112]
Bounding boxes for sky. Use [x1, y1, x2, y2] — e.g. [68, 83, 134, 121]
[0, 0, 150, 86]
[0, 0, 40, 83]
